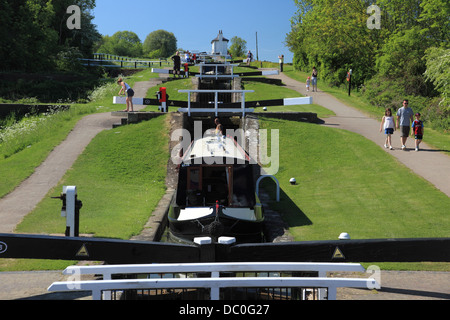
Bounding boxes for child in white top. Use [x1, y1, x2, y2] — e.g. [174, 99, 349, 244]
[380, 108, 396, 150]
[306, 77, 311, 92]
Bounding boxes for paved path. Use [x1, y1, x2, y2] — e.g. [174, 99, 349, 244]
[268, 72, 450, 197]
[0, 78, 164, 233]
[0, 271, 93, 300]
[337, 270, 450, 300]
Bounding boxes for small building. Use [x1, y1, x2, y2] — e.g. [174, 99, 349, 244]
[211, 30, 229, 56]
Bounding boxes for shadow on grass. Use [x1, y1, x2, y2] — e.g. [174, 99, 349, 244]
[260, 178, 312, 229]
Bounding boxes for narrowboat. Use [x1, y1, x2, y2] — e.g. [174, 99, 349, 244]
[168, 133, 264, 243]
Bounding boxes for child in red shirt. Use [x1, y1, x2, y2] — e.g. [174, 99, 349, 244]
[411, 113, 424, 151]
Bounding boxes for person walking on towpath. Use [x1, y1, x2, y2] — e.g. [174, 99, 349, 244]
[396, 99, 414, 150]
[117, 78, 134, 112]
[411, 112, 424, 152]
[380, 108, 396, 150]
[311, 67, 318, 92]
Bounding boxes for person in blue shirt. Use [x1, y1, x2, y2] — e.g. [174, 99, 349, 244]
[396, 99, 414, 150]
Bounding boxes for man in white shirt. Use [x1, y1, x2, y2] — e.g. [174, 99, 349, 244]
[278, 55, 284, 72]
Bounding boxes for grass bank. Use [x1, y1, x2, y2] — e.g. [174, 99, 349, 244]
[0, 69, 159, 198]
[260, 117, 449, 271]
[1, 115, 169, 271]
[16, 115, 168, 238]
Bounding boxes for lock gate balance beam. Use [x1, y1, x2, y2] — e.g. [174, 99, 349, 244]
[1, 234, 449, 264]
[113, 96, 312, 109]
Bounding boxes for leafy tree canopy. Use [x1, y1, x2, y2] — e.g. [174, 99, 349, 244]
[0, 0, 101, 72]
[229, 36, 247, 58]
[96, 31, 143, 58]
[143, 30, 177, 58]
[424, 47, 450, 110]
[287, 0, 449, 129]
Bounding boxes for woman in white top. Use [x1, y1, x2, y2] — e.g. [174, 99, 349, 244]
[117, 77, 134, 112]
[379, 108, 396, 150]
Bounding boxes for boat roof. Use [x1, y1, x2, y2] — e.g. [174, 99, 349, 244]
[182, 135, 250, 164]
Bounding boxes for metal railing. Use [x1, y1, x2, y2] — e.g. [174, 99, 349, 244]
[81, 54, 170, 68]
[48, 262, 379, 300]
[196, 63, 238, 80]
[178, 89, 255, 116]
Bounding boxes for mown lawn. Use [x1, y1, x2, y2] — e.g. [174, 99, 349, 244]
[0, 69, 160, 198]
[261, 116, 449, 239]
[16, 115, 169, 239]
[259, 117, 450, 270]
[0, 116, 169, 271]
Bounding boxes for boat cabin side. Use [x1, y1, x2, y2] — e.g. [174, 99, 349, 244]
[171, 136, 263, 219]
[176, 162, 258, 208]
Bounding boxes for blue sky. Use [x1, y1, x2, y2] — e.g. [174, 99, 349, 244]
[92, 0, 297, 63]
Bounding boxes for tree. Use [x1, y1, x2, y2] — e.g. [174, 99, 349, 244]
[229, 37, 247, 58]
[376, 0, 423, 32]
[0, 0, 58, 71]
[51, 0, 101, 57]
[143, 30, 177, 58]
[419, 0, 450, 45]
[287, 0, 449, 90]
[424, 47, 450, 110]
[0, 0, 101, 72]
[376, 26, 432, 96]
[97, 31, 143, 57]
[373, 0, 449, 97]
[287, 0, 379, 86]
[55, 47, 85, 72]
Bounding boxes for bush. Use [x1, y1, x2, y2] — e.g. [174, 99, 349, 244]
[422, 97, 450, 131]
[362, 75, 404, 109]
[87, 80, 117, 102]
[56, 47, 85, 73]
[362, 75, 449, 131]
[0, 73, 104, 103]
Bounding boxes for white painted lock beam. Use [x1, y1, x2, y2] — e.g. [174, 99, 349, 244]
[63, 186, 77, 237]
[283, 97, 313, 105]
[261, 70, 279, 76]
[113, 96, 146, 105]
[151, 68, 170, 74]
